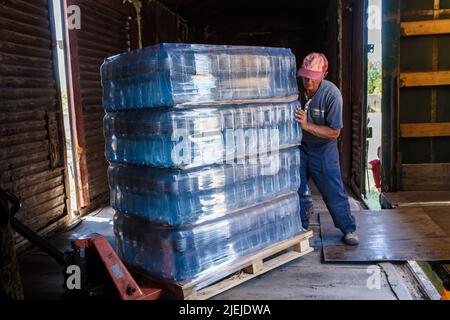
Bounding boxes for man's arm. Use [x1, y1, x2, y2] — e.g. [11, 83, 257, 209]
[295, 109, 341, 140]
[302, 121, 341, 139]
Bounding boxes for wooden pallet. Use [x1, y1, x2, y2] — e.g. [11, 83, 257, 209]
[142, 230, 314, 300]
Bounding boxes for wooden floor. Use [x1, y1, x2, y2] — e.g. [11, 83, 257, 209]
[321, 209, 450, 262]
[18, 191, 429, 300]
[421, 206, 450, 237]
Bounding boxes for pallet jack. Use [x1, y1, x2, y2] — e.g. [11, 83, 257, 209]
[0, 189, 163, 300]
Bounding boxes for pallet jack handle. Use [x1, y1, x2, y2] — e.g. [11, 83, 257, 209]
[2, 189, 68, 268]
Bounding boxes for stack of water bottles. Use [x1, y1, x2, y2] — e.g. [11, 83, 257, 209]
[101, 43, 304, 286]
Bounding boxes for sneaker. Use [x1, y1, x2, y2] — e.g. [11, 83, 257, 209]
[343, 232, 359, 246]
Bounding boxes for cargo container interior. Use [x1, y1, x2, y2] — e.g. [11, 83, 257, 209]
[1, 0, 449, 300]
[0, 0, 367, 240]
[139, 0, 367, 200]
[64, 0, 366, 220]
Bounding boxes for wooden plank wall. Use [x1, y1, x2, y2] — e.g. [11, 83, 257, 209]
[402, 163, 450, 190]
[0, 0, 69, 245]
[398, 0, 450, 191]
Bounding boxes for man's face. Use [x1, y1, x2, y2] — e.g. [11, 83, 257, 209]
[301, 76, 322, 93]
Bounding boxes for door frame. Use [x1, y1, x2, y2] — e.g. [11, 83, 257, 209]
[340, 0, 369, 199]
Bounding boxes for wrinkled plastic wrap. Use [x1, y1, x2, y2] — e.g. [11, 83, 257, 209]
[101, 43, 298, 110]
[105, 44, 305, 286]
[108, 147, 301, 226]
[104, 101, 302, 169]
[114, 192, 303, 284]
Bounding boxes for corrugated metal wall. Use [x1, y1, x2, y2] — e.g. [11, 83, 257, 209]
[0, 0, 68, 244]
[68, 0, 134, 214]
[141, 0, 204, 45]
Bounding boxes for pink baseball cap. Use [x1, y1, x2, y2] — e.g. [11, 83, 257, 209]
[297, 52, 329, 80]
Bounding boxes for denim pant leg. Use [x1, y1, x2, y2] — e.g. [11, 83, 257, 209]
[298, 146, 313, 229]
[309, 142, 356, 234]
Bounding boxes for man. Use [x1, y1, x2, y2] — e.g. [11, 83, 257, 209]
[295, 52, 359, 246]
[368, 146, 382, 192]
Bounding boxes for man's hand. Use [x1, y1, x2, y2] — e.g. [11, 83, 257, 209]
[295, 108, 308, 129]
[295, 108, 341, 140]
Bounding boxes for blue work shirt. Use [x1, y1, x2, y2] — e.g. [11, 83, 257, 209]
[299, 79, 343, 147]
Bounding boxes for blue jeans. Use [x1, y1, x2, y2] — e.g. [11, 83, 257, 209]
[298, 141, 356, 234]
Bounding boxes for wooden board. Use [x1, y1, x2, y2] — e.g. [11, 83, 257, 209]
[382, 191, 450, 208]
[134, 231, 313, 300]
[420, 207, 450, 237]
[401, 19, 450, 36]
[321, 209, 450, 262]
[400, 122, 450, 138]
[400, 71, 450, 87]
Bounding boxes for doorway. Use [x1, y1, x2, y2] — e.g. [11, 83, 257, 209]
[365, 0, 382, 209]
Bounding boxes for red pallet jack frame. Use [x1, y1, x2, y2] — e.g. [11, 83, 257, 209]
[71, 234, 163, 300]
[3, 188, 163, 300]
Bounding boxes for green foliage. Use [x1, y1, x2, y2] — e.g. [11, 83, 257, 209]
[368, 61, 382, 94]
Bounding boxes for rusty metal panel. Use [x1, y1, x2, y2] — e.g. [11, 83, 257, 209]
[0, 0, 67, 240]
[340, 0, 368, 198]
[68, 0, 134, 214]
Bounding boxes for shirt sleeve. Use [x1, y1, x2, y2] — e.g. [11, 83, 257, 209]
[325, 88, 344, 130]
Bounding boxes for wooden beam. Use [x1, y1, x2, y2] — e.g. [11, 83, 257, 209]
[400, 122, 450, 138]
[65, 0, 90, 208]
[400, 71, 450, 87]
[401, 9, 450, 19]
[401, 19, 450, 36]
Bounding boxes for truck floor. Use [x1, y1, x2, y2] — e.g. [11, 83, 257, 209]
[213, 192, 427, 300]
[17, 193, 429, 300]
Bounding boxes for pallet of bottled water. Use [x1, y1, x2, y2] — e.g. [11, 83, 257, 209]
[104, 101, 302, 169]
[102, 43, 311, 293]
[114, 192, 302, 283]
[108, 147, 300, 226]
[101, 43, 298, 110]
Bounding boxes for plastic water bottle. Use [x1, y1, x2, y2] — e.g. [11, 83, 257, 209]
[113, 192, 303, 282]
[102, 44, 298, 110]
[108, 147, 301, 226]
[104, 101, 302, 169]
